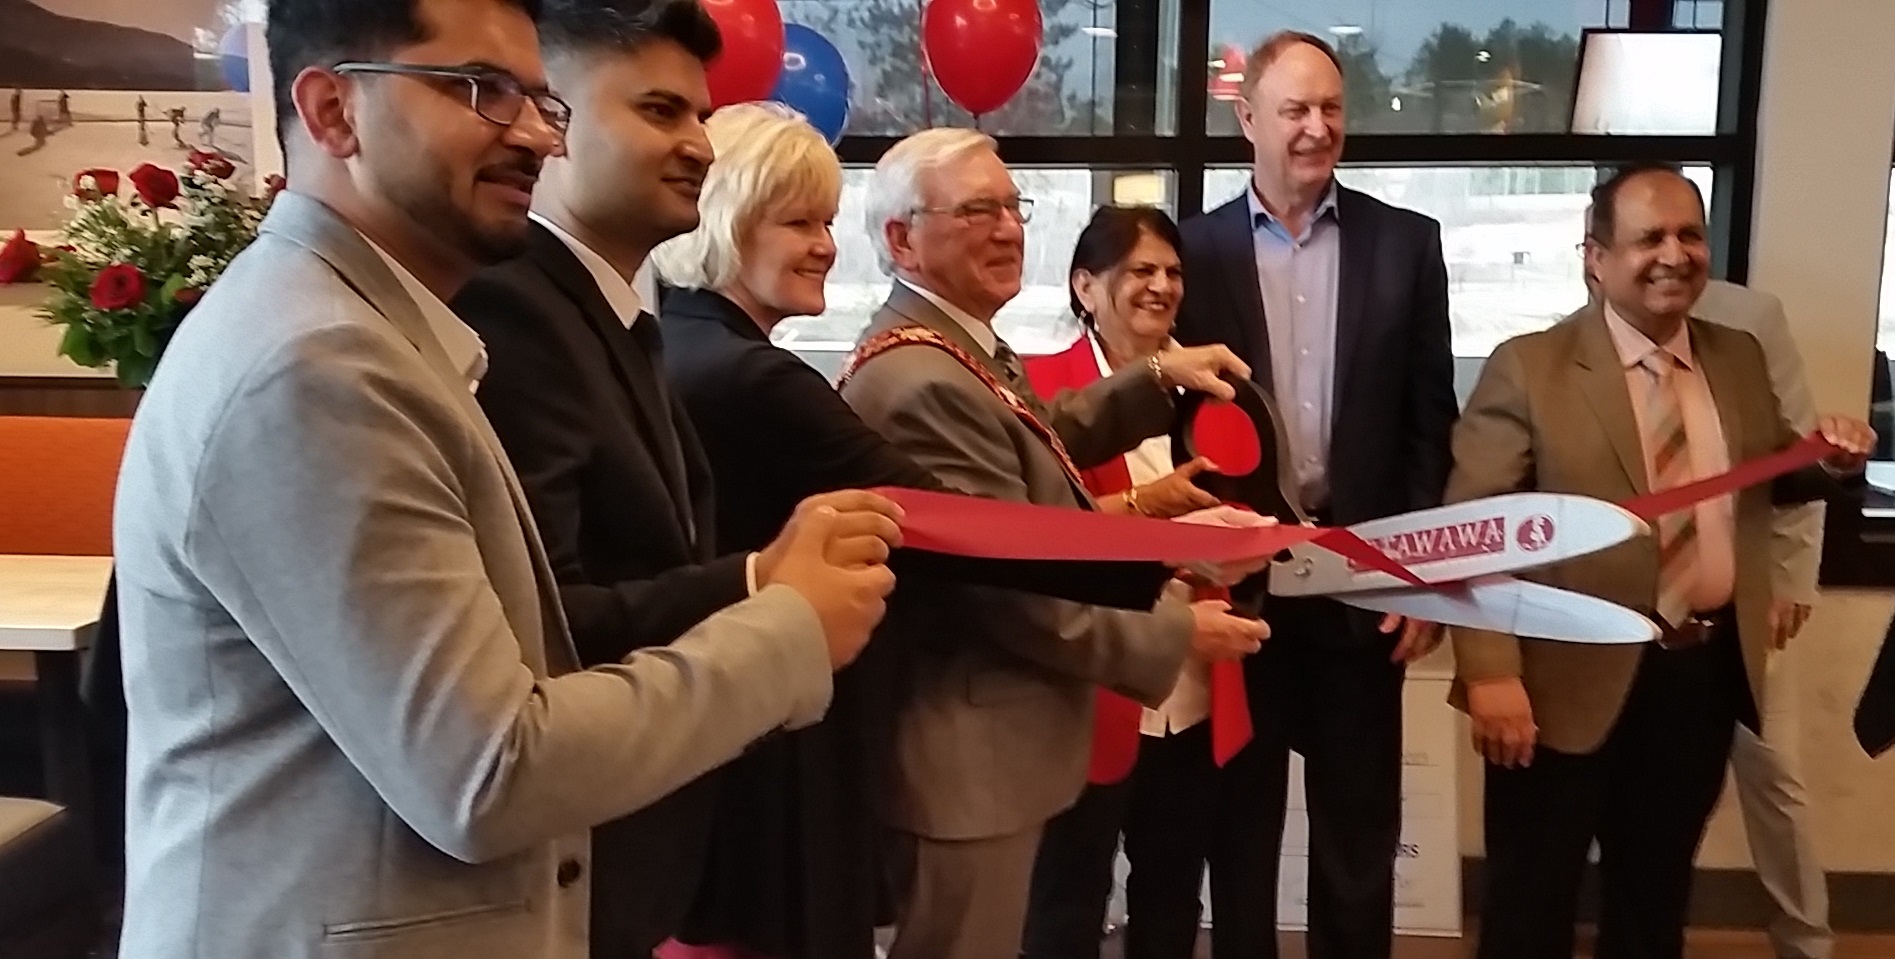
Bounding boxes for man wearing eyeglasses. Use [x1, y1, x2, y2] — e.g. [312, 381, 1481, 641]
[108, 1, 904, 957]
[840, 128, 1268, 959]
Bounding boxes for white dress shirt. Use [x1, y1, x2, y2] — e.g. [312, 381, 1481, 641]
[1086, 332, 1211, 736]
[900, 277, 998, 356]
[530, 212, 647, 327]
[365, 239, 486, 391]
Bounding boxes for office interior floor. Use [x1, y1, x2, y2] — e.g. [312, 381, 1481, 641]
[1108, 929, 1895, 958]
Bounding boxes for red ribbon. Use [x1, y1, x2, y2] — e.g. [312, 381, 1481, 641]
[1621, 431, 1835, 519]
[880, 432, 1842, 578]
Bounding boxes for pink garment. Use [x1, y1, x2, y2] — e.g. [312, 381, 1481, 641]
[653, 940, 779, 959]
[1602, 305, 1736, 611]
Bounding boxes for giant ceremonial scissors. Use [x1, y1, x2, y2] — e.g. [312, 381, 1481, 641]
[1169, 375, 1659, 645]
[881, 377, 1836, 647]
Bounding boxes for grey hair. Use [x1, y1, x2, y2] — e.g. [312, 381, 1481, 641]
[863, 127, 997, 274]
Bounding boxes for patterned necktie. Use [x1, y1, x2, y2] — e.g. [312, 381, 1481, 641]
[992, 337, 1028, 386]
[1640, 350, 1698, 627]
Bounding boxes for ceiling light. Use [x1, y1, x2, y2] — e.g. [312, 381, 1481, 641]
[1328, 24, 1364, 36]
[1082, 26, 1117, 38]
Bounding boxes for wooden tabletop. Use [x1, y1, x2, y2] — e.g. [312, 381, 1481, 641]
[0, 554, 113, 652]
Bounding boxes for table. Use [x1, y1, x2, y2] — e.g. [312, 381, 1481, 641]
[0, 554, 113, 859]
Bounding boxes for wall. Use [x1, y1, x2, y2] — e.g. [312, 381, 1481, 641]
[1701, 0, 1895, 875]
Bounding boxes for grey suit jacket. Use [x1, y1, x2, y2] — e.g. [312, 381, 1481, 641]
[1693, 279, 1824, 603]
[111, 192, 833, 959]
[839, 283, 1192, 841]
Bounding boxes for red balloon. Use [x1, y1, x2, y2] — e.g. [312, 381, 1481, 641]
[701, 0, 785, 108]
[922, 0, 1043, 117]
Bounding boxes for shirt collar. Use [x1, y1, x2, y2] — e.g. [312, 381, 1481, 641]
[1247, 177, 1340, 233]
[898, 276, 997, 355]
[1603, 301, 1696, 373]
[1086, 328, 1176, 378]
[364, 238, 487, 390]
[530, 212, 646, 328]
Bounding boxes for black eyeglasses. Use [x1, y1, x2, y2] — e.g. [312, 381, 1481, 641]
[333, 61, 572, 134]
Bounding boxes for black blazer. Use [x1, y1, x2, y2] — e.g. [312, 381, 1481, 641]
[454, 226, 747, 958]
[659, 286, 927, 959]
[1176, 184, 1458, 527]
[1176, 185, 1458, 645]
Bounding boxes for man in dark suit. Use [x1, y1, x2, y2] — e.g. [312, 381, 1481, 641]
[1172, 31, 1458, 959]
[452, 2, 883, 954]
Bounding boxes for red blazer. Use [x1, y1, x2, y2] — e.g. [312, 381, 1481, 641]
[1024, 335, 1253, 785]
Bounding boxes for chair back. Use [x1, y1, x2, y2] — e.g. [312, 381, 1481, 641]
[0, 416, 130, 556]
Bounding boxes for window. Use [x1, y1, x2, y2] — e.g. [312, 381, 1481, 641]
[1204, 1, 1727, 137]
[1203, 164, 1713, 357]
[794, 0, 1763, 377]
[779, 0, 1181, 137]
[772, 168, 1175, 375]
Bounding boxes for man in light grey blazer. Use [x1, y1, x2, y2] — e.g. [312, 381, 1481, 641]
[840, 128, 1271, 959]
[110, 1, 899, 957]
[1694, 279, 1834, 959]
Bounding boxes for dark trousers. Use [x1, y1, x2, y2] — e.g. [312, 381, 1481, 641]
[1244, 596, 1407, 959]
[1022, 721, 1283, 959]
[1477, 619, 1752, 959]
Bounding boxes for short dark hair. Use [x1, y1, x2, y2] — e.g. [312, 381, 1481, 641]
[1587, 162, 1703, 245]
[1242, 30, 1344, 97]
[268, 0, 543, 139]
[1068, 205, 1184, 323]
[539, 0, 721, 63]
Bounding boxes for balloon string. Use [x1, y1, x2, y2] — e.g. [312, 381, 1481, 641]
[918, 0, 932, 128]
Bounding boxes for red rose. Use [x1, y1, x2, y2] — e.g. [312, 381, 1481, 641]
[0, 230, 40, 284]
[89, 263, 147, 310]
[173, 287, 202, 306]
[128, 163, 181, 209]
[72, 168, 121, 199]
[188, 150, 236, 180]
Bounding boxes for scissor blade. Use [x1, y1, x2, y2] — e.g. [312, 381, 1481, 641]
[1270, 492, 1647, 597]
[1334, 575, 1658, 645]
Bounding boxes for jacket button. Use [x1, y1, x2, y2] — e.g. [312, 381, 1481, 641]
[556, 859, 583, 887]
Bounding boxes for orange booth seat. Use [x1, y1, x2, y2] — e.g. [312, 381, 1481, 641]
[0, 416, 131, 557]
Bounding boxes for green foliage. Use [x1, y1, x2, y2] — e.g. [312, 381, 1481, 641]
[38, 163, 272, 388]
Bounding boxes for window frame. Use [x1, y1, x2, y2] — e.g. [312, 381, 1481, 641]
[829, 0, 1766, 278]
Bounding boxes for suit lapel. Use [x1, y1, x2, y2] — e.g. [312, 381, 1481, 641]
[526, 226, 698, 541]
[1331, 187, 1375, 413]
[1690, 318, 1748, 461]
[1571, 306, 1651, 496]
[261, 194, 574, 662]
[1215, 200, 1274, 394]
[873, 283, 1090, 503]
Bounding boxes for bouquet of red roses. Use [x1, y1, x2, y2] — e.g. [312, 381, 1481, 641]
[6, 151, 281, 387]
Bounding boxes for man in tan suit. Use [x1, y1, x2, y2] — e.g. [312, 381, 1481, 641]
[1447, 164, 1872, 959]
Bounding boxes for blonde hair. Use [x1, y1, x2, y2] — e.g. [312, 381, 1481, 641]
[650, 102, 843, 291]
[864, 127, 997, 274]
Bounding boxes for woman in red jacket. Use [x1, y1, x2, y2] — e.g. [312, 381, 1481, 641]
[1021, 206, 1260, 959]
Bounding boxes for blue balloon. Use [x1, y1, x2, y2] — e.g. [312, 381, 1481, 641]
[768, 24, 851, 145]
[217, 25, 250, 93]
